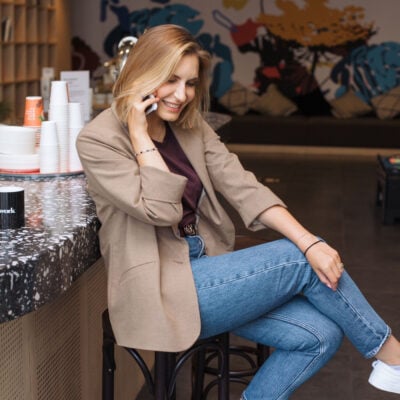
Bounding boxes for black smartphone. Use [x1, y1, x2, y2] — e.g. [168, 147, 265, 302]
[143, 94, 158, 115]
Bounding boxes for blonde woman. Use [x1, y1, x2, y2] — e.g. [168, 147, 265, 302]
[77, 24, 400, 399]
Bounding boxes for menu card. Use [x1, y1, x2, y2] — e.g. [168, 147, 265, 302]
[60, 70, 91, 122]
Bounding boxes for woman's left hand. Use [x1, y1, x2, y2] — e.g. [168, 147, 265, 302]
[257, 205, 345, 290]
[304, 241, 344, 291]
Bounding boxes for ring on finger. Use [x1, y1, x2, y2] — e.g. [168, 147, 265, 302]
[337, 262, 345, 271]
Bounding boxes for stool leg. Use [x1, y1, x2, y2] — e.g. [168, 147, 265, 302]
[219, 333, 230, 400]
[167, 353, 177, 400]
[256, 344, 269, 367]
[192, 348, 206, 400]
[102, 334, 116, 400]
[154, 351, 175, 400]
[102, 310, 116, 400]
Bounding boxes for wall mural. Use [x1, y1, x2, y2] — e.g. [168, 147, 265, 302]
[98, 0, 235, 99]
[71, 0, 400, 113]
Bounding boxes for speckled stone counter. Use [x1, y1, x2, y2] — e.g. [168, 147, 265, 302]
[0, 173, 100, 323]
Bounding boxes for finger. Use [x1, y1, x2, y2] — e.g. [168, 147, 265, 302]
[142, 94, 158, 106]
[326, 251, 343, 279]
[333, 262, 345, 280]
[315, 270, 337, 291]
[331, 262, 343, 280]
[323, 265, 341, 290]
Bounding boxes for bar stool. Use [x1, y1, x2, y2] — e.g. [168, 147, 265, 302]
[193, 332, 269, 399]
[102, 309, 229, 400]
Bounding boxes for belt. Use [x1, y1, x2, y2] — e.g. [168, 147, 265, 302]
[180, 223, 198, 236]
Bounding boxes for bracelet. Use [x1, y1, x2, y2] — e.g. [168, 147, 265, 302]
[303, 239, 324, 257]
[134, 147, 157, 157]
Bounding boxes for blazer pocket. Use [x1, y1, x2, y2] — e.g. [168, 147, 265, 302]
[118, 261, 156, 286]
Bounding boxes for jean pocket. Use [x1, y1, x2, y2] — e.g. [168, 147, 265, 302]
[185, 235, 205, 259]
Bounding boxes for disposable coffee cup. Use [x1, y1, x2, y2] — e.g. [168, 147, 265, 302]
[0, 186, 25, 229]
[49, 80, 69, 105]
[40, 120, 58, 146]
[23, 96, 44, 149]
[68, 102, 84, 128]
[23, 96, 44, 127]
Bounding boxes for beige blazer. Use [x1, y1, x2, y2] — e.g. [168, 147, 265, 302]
[76, 107, 285, 352]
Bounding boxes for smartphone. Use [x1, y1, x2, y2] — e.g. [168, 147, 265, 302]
[143, 94, 158, 115]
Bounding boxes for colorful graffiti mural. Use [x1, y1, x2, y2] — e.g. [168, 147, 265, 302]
[332, 42, 400, 102]
[98, 0, 234, 98]
[214, 0, 381, 101]
[71, 0, 400, 111]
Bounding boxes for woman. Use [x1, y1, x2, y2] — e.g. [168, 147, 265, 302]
[77, 24, 400, 399]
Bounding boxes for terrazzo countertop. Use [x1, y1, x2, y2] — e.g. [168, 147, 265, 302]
[0, 173, 100, 323]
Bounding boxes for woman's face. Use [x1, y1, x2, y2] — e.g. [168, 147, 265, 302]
[154, 54, 199, 122]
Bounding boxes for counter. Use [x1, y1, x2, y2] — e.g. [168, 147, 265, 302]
[0, 173, 101, 323]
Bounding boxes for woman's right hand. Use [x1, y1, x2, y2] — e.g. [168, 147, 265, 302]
[127, 94, 159, 140]
[126, 94, 168, 170]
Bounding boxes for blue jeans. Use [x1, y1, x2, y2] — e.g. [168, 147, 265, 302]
[185, 236, 391, 400]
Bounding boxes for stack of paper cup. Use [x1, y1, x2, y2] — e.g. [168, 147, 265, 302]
[23, 96, 44, 150]
[39, 121, 59, 173]
[48, 80, 69, 172]
[68, 102, 83, 171]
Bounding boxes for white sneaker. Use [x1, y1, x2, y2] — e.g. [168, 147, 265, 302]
[368, 360, 400, 394]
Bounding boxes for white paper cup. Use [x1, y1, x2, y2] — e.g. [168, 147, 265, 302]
[69, 127, 82, 171]
[58, 145, 69, 172]
[39, 144, 59, 173]
[68, 102, 84, 128]
[49, 80, 69, 105]
[48, 104, 69, 122]
[40, 121, 58, 146]
[69, 153, 82, 172]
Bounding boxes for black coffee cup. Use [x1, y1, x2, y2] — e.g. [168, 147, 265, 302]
[0, 186, 25, 230]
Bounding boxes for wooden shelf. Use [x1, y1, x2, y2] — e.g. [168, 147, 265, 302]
[0, 0, 70, 124]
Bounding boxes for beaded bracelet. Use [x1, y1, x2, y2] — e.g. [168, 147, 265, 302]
[303, 239, 324, 257]
[134, 147, 157, 157]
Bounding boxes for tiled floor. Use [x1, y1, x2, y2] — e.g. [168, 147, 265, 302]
[138, 149, 400, 399]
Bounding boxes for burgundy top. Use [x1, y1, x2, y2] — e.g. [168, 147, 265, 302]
[154, 124, 203, 234]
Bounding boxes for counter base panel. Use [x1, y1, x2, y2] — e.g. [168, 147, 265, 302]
[0, 258, 153, 400]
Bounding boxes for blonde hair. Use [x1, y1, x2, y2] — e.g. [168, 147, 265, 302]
[113, 24, 211, 129]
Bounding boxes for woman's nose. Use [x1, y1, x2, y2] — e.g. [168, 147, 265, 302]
[174, 83, 187, 102]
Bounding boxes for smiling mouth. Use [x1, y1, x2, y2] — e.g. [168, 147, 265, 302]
[163, 100, 182, 111]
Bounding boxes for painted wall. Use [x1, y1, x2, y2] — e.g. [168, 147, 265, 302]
[70, 0, 400, 105]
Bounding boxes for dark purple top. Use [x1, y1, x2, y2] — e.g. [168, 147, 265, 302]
[154, 124, 203, 233]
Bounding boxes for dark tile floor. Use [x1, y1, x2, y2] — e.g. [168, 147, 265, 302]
[140, 150, 400, 399]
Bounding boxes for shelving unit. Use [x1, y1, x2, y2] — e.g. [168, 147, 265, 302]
[0, 0, 70, 124]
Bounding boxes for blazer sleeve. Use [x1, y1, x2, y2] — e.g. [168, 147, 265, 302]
[200, 119, 286, 230]
[76, 111, 187, 226]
